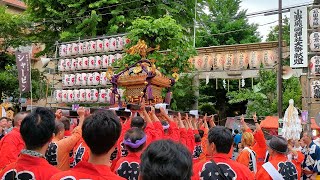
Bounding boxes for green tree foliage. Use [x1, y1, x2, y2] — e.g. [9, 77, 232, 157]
[266, 17, 290, 45]
[117, 15, 196, 75]
[25, 0, 198, 54]
[196, 0, 261, 47]
[170, 75, 197, 111]
[196, 0, 261, 117]
[227, 70, 302, 117]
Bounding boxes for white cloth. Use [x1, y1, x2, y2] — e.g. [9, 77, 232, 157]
[243, 147, 257, 173]
[282, 99, 302, 141]
[262, 162, 284, 180]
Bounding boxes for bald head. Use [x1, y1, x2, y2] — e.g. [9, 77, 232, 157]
[14, 112, 28, 127]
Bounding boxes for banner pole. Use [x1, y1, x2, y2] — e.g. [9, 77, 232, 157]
[29, 53, 32, 112]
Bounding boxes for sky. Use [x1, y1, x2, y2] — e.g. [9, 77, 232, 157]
[241, 0, 312, 41]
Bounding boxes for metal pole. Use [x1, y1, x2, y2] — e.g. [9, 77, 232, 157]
[193, 0, 197, 47]
[29, 54, 33, 112]
[277, 0, 283, 134]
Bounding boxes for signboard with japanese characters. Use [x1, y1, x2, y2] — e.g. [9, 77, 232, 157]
[310, 8, 320, 28]
[15, 52, 31, 93]
[290, 6, 308, 68]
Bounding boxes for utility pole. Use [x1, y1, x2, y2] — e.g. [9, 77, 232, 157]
[277, 0, 283, 134]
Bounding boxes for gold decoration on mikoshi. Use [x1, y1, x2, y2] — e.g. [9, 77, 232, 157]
[172, 67, 179, 81]
[133, 64, 143, 74]
[126, 39, 160, 58]
[105, 67, 114, 80]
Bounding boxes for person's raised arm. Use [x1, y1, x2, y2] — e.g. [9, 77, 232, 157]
[209, 115, 216, 128]
[160, 107, 173, 122]
[240, 114, 250, 132]
[178, 113, 185, 129]
[203, 114, 209, 130]
[77, 107, 86, 127]
[253, 112, 261, 131]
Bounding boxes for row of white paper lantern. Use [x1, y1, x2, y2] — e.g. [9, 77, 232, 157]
[62, 72, 109, 87]
[59, 37, 128, 57]
[190, 50, 278, 71]
[58, 54, 122, 72]
[54, 89, 124, 103]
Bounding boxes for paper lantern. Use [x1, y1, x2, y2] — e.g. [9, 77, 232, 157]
[59, 45, 67, 57]
[91, 89, 99, 102]
[236, 51, 249, 70]
[106, 89, 112, 102]
[88, 41, 96, 53]
[102, 55, 108, 69]
[85, 89, 92, 102]
[87, 73, 93, 86]
[61, 90, 68, 103]
[84, 41, 90, 54]
[71, 43, 78, 55]
[88, 56, 95, 69]
[75, 73, 82, 86]
[67, 90, 74, 103]
[100, 72, 108, 85]
[78, 42, 84, 55]
[92, 72, 100, 86]
[116, 53, 123, 61]
[73, 90, 80, 102]
[64, 59, 71, 71]
[310, 8, 320, 28]
[310, 32, 320, 51]
[96, 39, 103, 52]
[194, 56, 203, 71]
[109, 38, 116, 52]
[82, 57, 89, 70]
[94, 56, 102, 70]
[123, 36, 130, 46]
[76, 57, 82, 70]
[69, 74, 76, 87]
[310, 56, 320, 75]
[212, 53, 224, 70]
[311, 80, 320, 98]
[202, 54, 213, 71]
[66, 44, 72, 56]
[116, 37, 124, 50]
[103, 39, 110, 52]
[70, 59, 77, 71]
[224, 52, 235, 70]
[248, 51, 261, 69]
[54, 90, 62, 103]
[58, 59, 65, 72]
[81, 73, 87, 86]
[62, 74, 69, 87]
[99, 89, 107, 103]
[108, 55, 115, 67]
[79, 89, 86, 102]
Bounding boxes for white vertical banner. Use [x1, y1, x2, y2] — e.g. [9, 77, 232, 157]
[290, 6, 308, 68]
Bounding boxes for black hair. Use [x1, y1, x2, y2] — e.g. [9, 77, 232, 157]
[198, 129, 204, 138]
[124, 127, 146, 152]
[82, 110, 122, 155]
[60, 117, 70, 130]
[140, 140, 192, 180]
[234, 129, 239, 134]
[20, 107, 55, 150]
[131, 116, 145, 129]
[161, 120, 169, 133]
[0, 117, 8, 122]
[194, 134, 201, 143]
[54, 120, 65, 135]
[208, 126, 233, 154]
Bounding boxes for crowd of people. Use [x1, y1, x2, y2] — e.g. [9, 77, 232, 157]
[0, 105, 319, 180]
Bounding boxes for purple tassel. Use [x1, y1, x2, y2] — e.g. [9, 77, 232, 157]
[165, 88, 171, 104]
[110, 93, 115, 105]
[146, 85, 154, 100]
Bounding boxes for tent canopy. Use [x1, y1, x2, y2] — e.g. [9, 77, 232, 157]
[260, 116, 320, 130]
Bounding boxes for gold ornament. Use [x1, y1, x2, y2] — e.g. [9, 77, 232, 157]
[105, 67, 114, 80]
[133, 64, 142, 74]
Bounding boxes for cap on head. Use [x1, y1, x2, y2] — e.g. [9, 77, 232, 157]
[267, 136, 288, 154]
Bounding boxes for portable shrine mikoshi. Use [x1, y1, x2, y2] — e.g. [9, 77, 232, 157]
[109, 59, 175, 106]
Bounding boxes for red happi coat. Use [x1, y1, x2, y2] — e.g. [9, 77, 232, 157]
[50, 161, 125, 180]
[0, 154, 60, 179]
[192, 153, 254, 180]
[113, 152, 141, 180]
